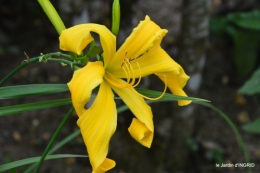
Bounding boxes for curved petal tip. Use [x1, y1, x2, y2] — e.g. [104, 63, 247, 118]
[128, 118, 154, 148]
[94, 158, 116, 173]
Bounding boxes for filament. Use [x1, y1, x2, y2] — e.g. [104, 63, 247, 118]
[135, 75, 167, 100]
[121, 52, 144, 88]
[118, 52, 167, 100]
[132, 61, 142, 87]
[104, 71, 131, 88]
[122, 65, 130, 83]
[124, 58, 136, 86]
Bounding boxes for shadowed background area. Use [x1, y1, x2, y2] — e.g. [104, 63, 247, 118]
[1, 0, 260, 173]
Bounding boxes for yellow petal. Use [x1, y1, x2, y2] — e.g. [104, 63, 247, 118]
[107, 15, 168, 70]
[95, 158, 116, 173]
[59, 25, 93, 55]
[59, 24, 116, 67]
[110, 79, 154, 148]
[128, 118, 154, 147]
[156, 72, 191, 106]
[77, 81, 116, 173]
[68, 61, 105, 116]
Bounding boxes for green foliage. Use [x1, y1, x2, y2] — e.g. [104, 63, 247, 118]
[206, 150, 224, 166]
[0, 99, 71, 117]
[210, 10, 260, 76]
[233, 30, 259, 75]
[0, 154, 88, 172]
[0, 84, 68, 99]
[242, 118, 260, 133]
[24, 130, 81, 173]
[228, 10, 260, 30]
[209, 17, 228, 35]
[197, 102, 251, 173]
[186, 138, 198, 152]
[238, 66, 260, 95]
[3, 157, 18, 173]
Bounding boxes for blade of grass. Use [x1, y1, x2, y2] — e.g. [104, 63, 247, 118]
[24, 101, 130, 173]
[33, 106, 74, 173]
[0, 84, 68, 99]
[196, 102, 251, 173]
[0, 154, 88, 172]
[23, 129, 81, 173]
[0, 99, 71, 117]
[0, 57, 39, 87]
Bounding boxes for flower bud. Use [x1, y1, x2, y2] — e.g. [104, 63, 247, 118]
[111, 0, 120, 36]
[38, 0, 66, 35]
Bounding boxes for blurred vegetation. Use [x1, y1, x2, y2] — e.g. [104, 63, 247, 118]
[211, 9, 260, 136]
[210, 10, 260, 76]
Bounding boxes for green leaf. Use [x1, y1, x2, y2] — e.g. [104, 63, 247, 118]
[197, 102, 250, 173]
[232, 29, 259, 76]
[0, 84, 69, 99]
[209, 17, 228, 35]
[228, 10, 260, 30]
[242, 118, 260, 133]
[86, 46, 103, 58]
[33, 107, 74, 173]
[238, 66, 260, 95]
[186, 138, 198, 152]
[23, 130, 81, 173]
[0, 154, 88, 172]
[0, 98, 71, 117]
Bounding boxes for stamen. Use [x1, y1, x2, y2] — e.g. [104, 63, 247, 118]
[135, 75, 167, 100]
[122, 63, 130, 83]
[104, 72, 132, 88]
[124, 58, 136, 86]
[132, 61, 142, 87]
[120, 52, 145, 88]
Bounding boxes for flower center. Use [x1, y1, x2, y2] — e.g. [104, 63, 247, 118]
[121, 52, 167, 101]
[121, 52, 142, 87]
[104, 52, 167, 100]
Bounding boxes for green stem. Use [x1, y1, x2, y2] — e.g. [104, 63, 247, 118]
[48, 58, 80, 67]
[197, 102, 251, 173]
[44, 52, 72, 59]
[0, 52, 74, 86]
[33, 106, 74, 173]
[0, 57, 38, 86]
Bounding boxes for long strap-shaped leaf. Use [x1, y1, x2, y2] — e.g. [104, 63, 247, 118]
[0, 84, 208, 101]
[0, 84, 68, 99]
[0, 154, 88, 172]
[0, 99, 71, 117]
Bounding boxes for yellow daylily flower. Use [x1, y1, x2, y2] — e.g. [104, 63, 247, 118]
[59, 15, 191, 173]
